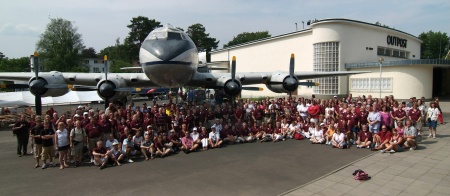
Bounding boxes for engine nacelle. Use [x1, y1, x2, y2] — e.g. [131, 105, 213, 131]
[216, 76, 242, 97]
[28, 71, 68, 97]
[96, 77, 128, 101]
[265, 73, 299, 93]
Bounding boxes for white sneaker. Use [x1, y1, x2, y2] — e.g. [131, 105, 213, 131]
[380, 150, 385, 153]
[428, 134, 432, 138]
[128, 159, 134, 163]
[366, 146, 370, 149]
[389, 150, 396, 153]
[410, 147, 414, 151]
[356, 145, 361, 148]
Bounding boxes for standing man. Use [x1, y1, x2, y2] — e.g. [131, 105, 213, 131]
[84, 116, 103, 163]
[13, 115, 30, 157]
[30, 116, 44, 168]
[40, 120, 55, 169]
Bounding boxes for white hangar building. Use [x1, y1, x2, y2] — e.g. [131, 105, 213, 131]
[210, 18, 450, 100]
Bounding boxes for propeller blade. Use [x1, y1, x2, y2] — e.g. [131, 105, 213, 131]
[104, 55, 108, 81]
[0, 83, 30, 89]
[34, 52, 39, 79]
[231, 56, 236, 80]
[114, 87, 142, 92]
[241, 87, 264, 91]
[298, 82, 319, 87]
[289, 53, 295, 78]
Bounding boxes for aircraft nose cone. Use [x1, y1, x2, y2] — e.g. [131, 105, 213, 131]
[140, 40, 195, 61]
[29, 79, 47, 95]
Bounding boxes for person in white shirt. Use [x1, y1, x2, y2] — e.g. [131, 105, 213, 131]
[427, 102, 440, 139]
[105, 133, 118, 150]
[297, 101, 309, 123]
[190, 127, 201, 146]
[332, 128, 347, 149]
[208, 126, 223, 148]
[55, 122, 70, 170]
[311, 123, 325, 144]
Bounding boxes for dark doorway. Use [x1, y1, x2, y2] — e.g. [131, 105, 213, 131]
[432, 67, 444, 97]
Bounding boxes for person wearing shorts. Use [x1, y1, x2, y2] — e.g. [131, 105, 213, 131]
[70, 120, 87, 167]
[30, 116, 44, 168]
[40, 120, 55, 169]
[92, 141, 111, 170]
[55, 122, 70, 170]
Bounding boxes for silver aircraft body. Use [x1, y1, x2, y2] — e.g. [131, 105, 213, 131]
[0, 25, 369, 102]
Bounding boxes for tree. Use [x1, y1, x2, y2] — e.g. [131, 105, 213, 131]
[0, 57, 30, 72]
[186, 23, 219, 62]
[419, 31, 449, 59]
[81, 47, 97, 58]
[36, 18, 85, 72]
[375, 21, 394, 29]
[223, 31, 271, 48]
[109, 59, 133, 73]
[125, 16, 162, 60]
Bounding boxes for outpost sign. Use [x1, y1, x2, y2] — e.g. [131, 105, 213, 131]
[387, 35, 407, 48]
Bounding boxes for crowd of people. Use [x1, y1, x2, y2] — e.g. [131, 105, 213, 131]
[12, 94, 444, 170]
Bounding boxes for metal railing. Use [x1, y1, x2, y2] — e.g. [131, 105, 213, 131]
[345, 59, 450, 69]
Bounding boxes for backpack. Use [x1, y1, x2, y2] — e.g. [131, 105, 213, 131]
[353, 169, 370, 181]
[294, 133, 305, 140]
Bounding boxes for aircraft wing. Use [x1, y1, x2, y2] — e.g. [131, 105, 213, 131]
[0, 72, 157, 87]
[187, 71, 369, 87]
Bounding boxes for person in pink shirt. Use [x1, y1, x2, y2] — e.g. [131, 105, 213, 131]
[181, 130, 198, 154]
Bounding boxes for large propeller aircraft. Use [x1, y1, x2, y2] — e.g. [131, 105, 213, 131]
[0, 25, 368, 114]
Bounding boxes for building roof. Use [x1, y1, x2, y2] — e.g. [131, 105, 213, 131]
[212, 18, 422, 53]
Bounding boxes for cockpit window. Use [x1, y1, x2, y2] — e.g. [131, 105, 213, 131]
[149, 31, 167, 40]
[167, 32, 183, 40]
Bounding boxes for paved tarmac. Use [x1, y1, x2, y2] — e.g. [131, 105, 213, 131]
[1, 99, 448, 196]
[283, 101, 450, 196]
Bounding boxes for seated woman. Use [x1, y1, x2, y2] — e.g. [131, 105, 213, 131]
[273, 122, 286, 142]
[324, 122, 337, 145]
[310, 123, 325, 144]
[331, 128, 347, 149]
[356, 124, 372, 148]
[260, 123, 274, 142]
[381, 128, 404, 153]
[199, 127, 209, 150]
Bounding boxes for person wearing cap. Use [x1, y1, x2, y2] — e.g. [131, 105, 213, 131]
[81, 112, 90, 127]
[190, 127, 201, 146]
[208, 125, 223, 148]
[140, 135, 154, 160]
[110, 141, 123, 166]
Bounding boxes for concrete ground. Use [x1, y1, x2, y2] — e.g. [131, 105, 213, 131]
[0, 100, 448, 196]
[283, 101, 450, 196]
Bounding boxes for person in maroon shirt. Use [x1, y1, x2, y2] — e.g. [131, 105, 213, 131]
[356, 125, 372, 148]
[373, 125, 392, 151]
[359, 106, 369, 126]
[408, 103, 422, 130]
[234, 107, 244, 124]
[154, 134, 170, 158]
[393, 104, 407, 128]
[92, 141, 112, 169]
[98, 114, 112, 144]
[84, 116, 103, 161]
[129, 115, 143, 137]
[347, 108, 360, 144]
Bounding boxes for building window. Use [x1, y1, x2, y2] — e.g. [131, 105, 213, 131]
[313, 42, 339, 95]
[84, 60, 89, 64]
[94, 60, 98, 64]
[93, 67, 100, 73]
[351, 78, 392, 92]
[377, 47, 408, 59]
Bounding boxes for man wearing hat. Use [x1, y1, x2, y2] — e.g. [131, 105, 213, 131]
[140, 135, 154, 160]
[110, 141, 123, 166]
[208, 125, 223, 148]
[82, 112, 90, 127]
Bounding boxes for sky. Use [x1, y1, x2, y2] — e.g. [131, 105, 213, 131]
[0, 0, 449, 58]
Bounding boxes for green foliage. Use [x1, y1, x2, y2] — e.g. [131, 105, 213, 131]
[186, 23, 219, 62]
[99, 38, 134, 62]
[419, 31, 449, 59]
[374, 21, 394, 29]
[36, 18, 85, 72]
[109, 59, 133, 73]
[81, 47, 97, 58]
[125, 16, 162, 60]
[0, 57, 30, 72]
[223, 31, 271, 48]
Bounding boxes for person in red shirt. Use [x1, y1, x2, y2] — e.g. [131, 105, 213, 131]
[92, 141, 112, 170]
[408, 103, 422, 132]
[356, 125, 372, 148]
[373, 125, 392, 151]
[84, 116, 103, 162]
[181, 130, 198, 153]
[308, 100, 320, 125]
